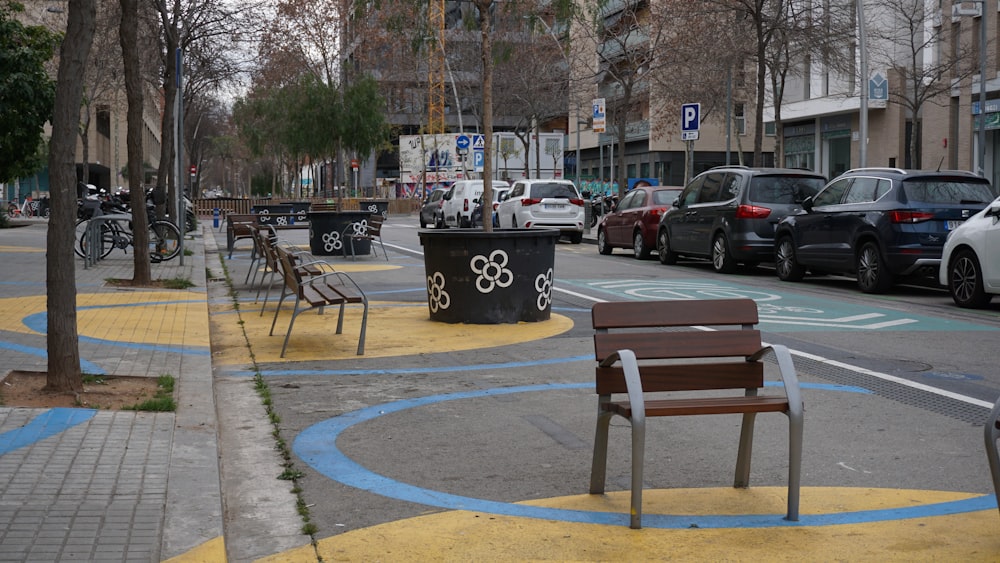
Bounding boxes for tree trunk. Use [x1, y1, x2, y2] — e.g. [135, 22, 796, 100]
[45, 0, 97, 393]
[121, 0, 150, 284]
[474, 0, 494, 232]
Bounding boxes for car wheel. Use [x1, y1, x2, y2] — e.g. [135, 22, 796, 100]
[597, 228, 612, 255]
[568, 231, 583, 244]
[657, 228, 678, 265]
[856, 241, 893, 293]
[711, 233, 737, 274]
[775, 237, 805, 282]
[458, 213, 467, 228]
[436, 214, 445, 229]
[633, 230, 650, 259]
[949, 249, 993, 308]
[419, 216, 427, 228]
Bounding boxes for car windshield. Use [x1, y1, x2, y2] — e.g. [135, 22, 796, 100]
[902, 179, 995, 204]
[748, 175, 825, 204]
[531, 183, 578, 199]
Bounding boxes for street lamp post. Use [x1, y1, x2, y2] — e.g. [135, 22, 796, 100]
[858, 0, 868, 168]
[954, 1, 988, 177]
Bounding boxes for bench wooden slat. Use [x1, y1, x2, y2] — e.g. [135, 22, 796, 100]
[595, 362, 764, 394]
[592, 299, 758, 329]
[594, 330, 763, 362]
[604, 396, 790, 418]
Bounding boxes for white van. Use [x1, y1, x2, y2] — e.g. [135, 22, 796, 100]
[441, 179, 510, 228]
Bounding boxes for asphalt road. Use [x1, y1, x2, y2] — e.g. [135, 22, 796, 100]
[221, 218, 1000, 560]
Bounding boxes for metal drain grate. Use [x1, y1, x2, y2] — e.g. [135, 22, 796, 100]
[790, 354, 990, 425]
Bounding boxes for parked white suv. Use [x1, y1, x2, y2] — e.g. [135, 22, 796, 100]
[441, 179, 509, 228]
[496, 179, 585, 243]
[939, 195, 1000, 308]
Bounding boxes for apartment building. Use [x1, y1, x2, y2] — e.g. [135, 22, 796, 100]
[5, 0, 162, 202]
[767, 0, 999, 187]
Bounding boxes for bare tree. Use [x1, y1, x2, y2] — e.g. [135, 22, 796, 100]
[45, 0, 97, 393]
[866, 0, 978, 167]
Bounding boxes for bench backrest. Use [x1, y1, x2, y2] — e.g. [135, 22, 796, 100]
[275, 246, 307, 296]
[592, 299, 764, 394]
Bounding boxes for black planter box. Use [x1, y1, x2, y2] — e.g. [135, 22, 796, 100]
[358, 199, 389, 220]
[252, 204, 294, 226]
[279, 201, 312, 224]
[308, 211, 373, 256]
[419, 229, 559, 324]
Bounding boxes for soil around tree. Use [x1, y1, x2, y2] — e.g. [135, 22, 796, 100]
[1, 370, 162, 410]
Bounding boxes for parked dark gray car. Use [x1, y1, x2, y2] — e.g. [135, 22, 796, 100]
[656, 166, 827, 272]
[774, 167, 996, 293]
[419, 187, 448, 228]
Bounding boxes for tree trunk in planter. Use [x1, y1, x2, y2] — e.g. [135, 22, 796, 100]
[419, 229, 559, 324]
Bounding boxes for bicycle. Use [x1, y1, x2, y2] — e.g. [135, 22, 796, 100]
[74, 214, 182, 262]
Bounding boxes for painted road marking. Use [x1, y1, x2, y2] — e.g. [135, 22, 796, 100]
[564, 279, 996, 332]
[0, 408, 96, 455]
[294, 383, 994, 530]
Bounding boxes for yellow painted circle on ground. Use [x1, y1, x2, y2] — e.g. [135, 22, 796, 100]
[250, 488, 1000, 562]
[0, 292, 208, 348]
[214, 301, 574, 364]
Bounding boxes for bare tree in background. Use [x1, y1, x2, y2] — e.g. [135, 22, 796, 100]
[45, 0, 97, 393]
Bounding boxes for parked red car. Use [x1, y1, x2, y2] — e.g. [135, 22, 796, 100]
[596, 185, 683, 259]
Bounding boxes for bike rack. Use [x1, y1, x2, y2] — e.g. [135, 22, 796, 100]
[82, 213, 132, 269]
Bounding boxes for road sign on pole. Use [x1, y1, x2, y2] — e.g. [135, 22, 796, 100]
[681, 103, 700, 141]
[593, 98, 606, 133]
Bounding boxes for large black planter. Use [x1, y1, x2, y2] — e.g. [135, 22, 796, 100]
[358, 199, 389, 220]
[418, 229, 559, 324]
[252, 204, 294, 226]
[280, 201, 311, 224]
[308, 211, 373, 256]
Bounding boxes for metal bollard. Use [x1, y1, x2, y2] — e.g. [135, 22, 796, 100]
[213, 208, 220, 228]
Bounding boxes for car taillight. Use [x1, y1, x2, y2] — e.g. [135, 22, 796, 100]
[569, 198, 584, 206]
[735, 204, 771, 219]
[463, 199, 469, 212]
[493, 202, 500, 211]
[521, 198, 541, 206]
[889, 210, 935, 223]
[650, 206, 668, 217]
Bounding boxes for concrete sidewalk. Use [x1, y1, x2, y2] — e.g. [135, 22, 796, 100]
[0, 218, 222, 562]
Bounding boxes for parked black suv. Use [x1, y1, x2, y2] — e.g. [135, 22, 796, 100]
[774, 168, 996, 293]
[655, 166, 827, 272]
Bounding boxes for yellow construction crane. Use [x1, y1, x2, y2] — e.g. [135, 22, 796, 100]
[427, 0, 446, 134]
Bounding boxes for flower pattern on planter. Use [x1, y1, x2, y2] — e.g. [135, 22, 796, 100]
[347, 220, 367, 236]
[275, 215, 288, 226]
[321, 231, 343, 253]
[426, 271, 450, 312]
[470, 250, 514, 294]
[535, 267, 553, 311]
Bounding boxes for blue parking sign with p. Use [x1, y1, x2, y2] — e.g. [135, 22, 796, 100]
[682, 103, 700, 132]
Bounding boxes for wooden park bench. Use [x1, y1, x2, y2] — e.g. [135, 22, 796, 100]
[269, 245, 368, 357]
[588, 298, 804, 529]
[226, 213, 257, 258]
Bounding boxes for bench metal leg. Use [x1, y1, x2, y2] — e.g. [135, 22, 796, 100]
[629, 415, 646, 529]
[734, 412, 757, 488]
[589, 409, 614, 495]
[985, 398, 1000, 518]
[356, 299, 368, 355]
[786, 407, 803, 521]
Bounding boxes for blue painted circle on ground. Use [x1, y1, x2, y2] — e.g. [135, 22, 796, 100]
[293, 383, 995, 529]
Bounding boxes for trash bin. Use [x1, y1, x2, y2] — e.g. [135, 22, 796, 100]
[418, 228, 559, 324]
[308, 211, 374, 256]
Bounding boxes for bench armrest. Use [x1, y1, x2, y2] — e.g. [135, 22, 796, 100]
[602, 349, 646, 427]
[748, 344, 803, 420]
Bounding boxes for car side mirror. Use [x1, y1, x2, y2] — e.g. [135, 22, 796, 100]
[672, 198, 680, 208]
[987, 204, 1000, 218]
[802, 196, 814, 212]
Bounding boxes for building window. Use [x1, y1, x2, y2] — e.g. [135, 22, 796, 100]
[96, 105, 111, 139]
[735, 103, 746, 135]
